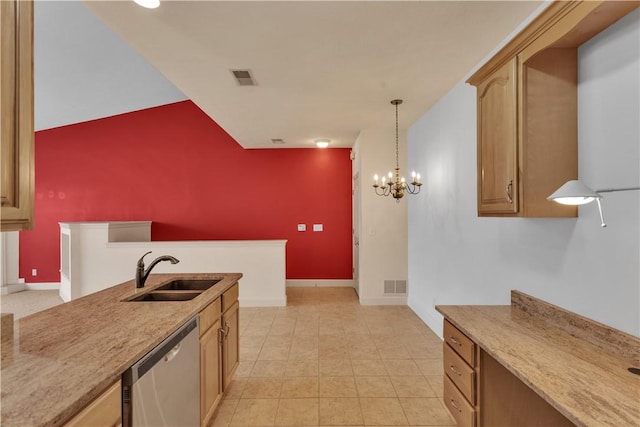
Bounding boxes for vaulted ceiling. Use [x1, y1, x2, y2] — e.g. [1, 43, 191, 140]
[38, 1, 544, 148]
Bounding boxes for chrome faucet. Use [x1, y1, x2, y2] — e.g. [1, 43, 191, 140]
[135, 251, 180, 288]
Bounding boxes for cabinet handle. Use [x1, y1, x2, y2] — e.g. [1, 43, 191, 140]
[219, 326, 227, 344]
[449, 398, 463, 413]
[449, 364, 462, 376]
[449, 336, 462, 347]
[224, 323, 230, 339]
[506, 180, 513, 203]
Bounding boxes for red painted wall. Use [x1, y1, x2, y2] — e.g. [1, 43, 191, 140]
[20, 101, 352, 282]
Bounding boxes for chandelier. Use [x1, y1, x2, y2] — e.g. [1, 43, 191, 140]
[373, 99, 422, 200]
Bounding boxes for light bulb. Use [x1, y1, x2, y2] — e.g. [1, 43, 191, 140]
[134, 0, 160, 8]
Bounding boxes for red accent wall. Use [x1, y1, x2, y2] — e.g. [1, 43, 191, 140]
[20, 101, 352, 282]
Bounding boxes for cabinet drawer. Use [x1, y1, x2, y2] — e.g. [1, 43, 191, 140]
[444, 342, 475, 405]
[444, 375, 476, 427]
[222, 283, 239, 312]
[444, 320, 475, 366]
[65, 380, 121, 427]
[200, 298, 221, 336]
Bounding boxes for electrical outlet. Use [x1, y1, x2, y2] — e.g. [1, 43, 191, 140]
[297, 224, 306, 232]
[32, 269, 37, 276]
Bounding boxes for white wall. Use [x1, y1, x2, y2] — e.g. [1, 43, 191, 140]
[407, 9, 640, 337]
[353, 128, 409, 305]
[0, 232, 25, 295]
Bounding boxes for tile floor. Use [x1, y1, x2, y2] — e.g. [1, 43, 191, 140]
[213, 287, 454, 426]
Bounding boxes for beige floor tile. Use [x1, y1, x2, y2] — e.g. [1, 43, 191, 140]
[383, 360, 421, 376]
[275, 398, 319, 426]
[414, 359, 443, 376]
[399, 398, 455, 426]
[359, 397, 408, 426]
[236, 360, 256, 378]
[285, 359, 319, 377]
[230, 398, 279, 426]
[281, 377, 319, 398]
[289, 342, 319, 360]
[319, 344, 350, 359]
[224, 379, 247, 399]
[424, 376, 444, 397]
[319, 376, 358, 397]
[355, 376, 396, 397]
[252, 360, 287, 377]
[390, 376, 436, 398]
[212, 398, 239, 427]
[242, 377, 283, 398]
[265, 335, 294, 346]
[319, 398, 364, 425]
[352, 359, 388, 376]
[258, 344, 291, 360]
[319, 359, 353, 376]
[376, 345, 411, 360]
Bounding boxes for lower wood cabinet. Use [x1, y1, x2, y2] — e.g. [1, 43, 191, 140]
[443, 320, 477, 427]
[200, 298, 223, 427]
[221, 284, 240, 390]
[64, 380, 121, 427]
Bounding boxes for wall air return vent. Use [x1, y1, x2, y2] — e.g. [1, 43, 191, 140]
[231, 69, 256, 86]
[271, 139, 285, 145]
[384, 279, 407, 295]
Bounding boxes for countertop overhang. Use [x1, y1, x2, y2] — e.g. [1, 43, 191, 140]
[437, 291, 640, 427]
[0, 272, 242, 427]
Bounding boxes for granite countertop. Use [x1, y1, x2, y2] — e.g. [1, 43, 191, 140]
[0, 272, 242, 427]
[437, 291, 640, 427]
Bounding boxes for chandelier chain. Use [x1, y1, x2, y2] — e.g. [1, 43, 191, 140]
[395, 101, 399, 171]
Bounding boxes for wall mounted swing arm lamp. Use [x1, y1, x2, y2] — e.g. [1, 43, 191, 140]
[547, 180, 640, 227]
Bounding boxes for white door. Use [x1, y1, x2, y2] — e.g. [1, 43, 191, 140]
[352, 173, 360, 296]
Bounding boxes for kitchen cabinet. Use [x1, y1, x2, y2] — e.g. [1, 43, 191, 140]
[442, 320, 477, 427]
[200, 298, 222, 427]
[221, 283, 239, 390]
[1, 0, 35, 231]
[468, 1, 638, 218]
[64, 380, 121, 427]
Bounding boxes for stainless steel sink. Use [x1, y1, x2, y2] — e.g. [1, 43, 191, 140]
[128, 291, 202, 302]
[156, 279, 221, 291]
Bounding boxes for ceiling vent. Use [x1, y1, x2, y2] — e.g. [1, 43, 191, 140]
[271, 138, 285, 145]
[231, 69, 256, 86]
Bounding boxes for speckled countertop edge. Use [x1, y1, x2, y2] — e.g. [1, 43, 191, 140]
[0, 272, 242, 427]
[436, 292, 640, 427]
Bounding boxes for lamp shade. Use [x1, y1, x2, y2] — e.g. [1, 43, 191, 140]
[547, 180, 601, 205]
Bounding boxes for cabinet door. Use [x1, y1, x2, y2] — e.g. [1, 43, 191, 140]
[201, 317, 222, 427]
[64, 381, 121, 427]
[1, 0, 34, 231]
[477, 58, 518, 215]
[222, 301, 239, 391]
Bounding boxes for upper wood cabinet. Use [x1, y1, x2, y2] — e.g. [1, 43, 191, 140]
[1, 0, 34, 231]
[468, 0, 638, 218]
[476, 58, 518, 215]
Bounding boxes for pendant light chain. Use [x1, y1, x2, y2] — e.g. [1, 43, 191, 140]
[395, 101, 399, 171]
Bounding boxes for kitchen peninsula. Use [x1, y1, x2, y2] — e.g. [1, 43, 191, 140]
[437, 291, 640, 427]
[1, 273, 241, 427]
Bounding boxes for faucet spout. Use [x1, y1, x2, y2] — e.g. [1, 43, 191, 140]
[135, 251, 180, 288]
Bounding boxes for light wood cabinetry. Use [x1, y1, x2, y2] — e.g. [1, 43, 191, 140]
[221, 284, 239, 390]
[443, 320, 477, 427]
[468, 1, 638, 218]
[443, 321, 574, 427]
[199, 283, 240, 427]
[1, 0, 35, 231]
[64, 380, 121, 427]
[200, 298, 223, 427]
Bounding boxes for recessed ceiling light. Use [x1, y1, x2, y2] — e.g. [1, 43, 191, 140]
[271, 138, 285, 145]
[316, 139, 330, 148]
[133, 0, 160, 8]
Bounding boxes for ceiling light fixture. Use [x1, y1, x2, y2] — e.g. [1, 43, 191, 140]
[548, 179, 640, 227]
[316, 139, 330, 149]
[133, 0, 160, 9]
[373, 99, 422, 201]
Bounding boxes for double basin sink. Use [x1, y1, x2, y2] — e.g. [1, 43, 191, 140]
[126, 279, 221, 302]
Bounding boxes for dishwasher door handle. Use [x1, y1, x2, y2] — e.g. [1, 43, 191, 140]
[163, 343, 182, 363]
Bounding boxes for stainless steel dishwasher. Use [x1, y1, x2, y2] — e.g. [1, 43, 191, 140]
[122, 316, 200, 427]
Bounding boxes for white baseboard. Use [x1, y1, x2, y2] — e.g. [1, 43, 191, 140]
[359, 295, 407, 305]
[240, 297, 287, 307]
[26, 283, 61, 291]
[0, 283, 27, 295]
[286, 279, 354, 288]
[407, 301, 443, 339]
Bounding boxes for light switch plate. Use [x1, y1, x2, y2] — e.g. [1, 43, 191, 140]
[297, 224, 306, 232]
[313, 224, 323, 232]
